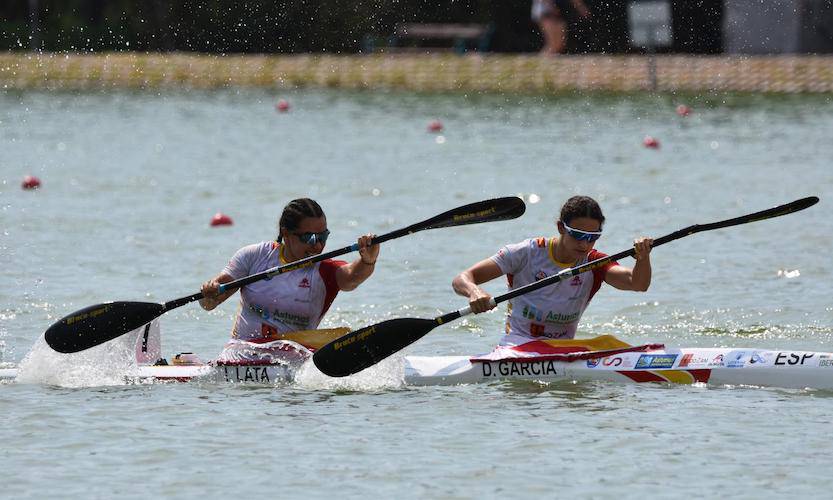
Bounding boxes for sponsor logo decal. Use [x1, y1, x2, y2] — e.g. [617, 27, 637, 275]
[586, 358, 600, 368]
[602, 356, 624, 367]
[65, 305, 111, 325]
[678, 353, 709, 368]
[333, 326, 376, 351]
[819, 354, 833, 367]
[272, 261, 312, 274]
[522, 304, 544, 322]
[453, 207, 496, 222]
[535, 270, 548, 281]
[726, 351, 747, 368]
[522, 306, 580, 325]
[570, 276, 583, 287]
[298, 277, 311, 288]
[775, 352, 815, 366]
[708, 354, 724, 367]
[635, 354, 678, 369]
[749, 352, 768, 365]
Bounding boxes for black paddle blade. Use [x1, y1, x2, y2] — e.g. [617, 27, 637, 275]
[420, 196, 526, 231]
[313, 318, 439, 377]
[699, 196, 819, 232]
[44, 301, 166, 353]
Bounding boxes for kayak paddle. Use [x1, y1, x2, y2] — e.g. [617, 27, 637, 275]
[313, 196, 820, 377]
[44, 197, 526, 354]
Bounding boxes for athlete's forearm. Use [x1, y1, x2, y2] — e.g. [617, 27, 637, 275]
[630, 258, 652, 292]
[452, 271, 480, 298]
[339, 259, 376, 291]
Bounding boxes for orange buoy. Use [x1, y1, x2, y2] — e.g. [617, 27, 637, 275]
[210, 213, 234, 227]
[676, 104, 692, 117]
[22, 175, 41, 190]
[643, 136, 660, 149]
[275, 99, 290, 113]
[427, 119, 444, 133]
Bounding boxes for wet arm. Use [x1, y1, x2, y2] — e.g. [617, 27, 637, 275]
[604, 238, 652, 292]
[336, 234, 380, 291]
[452, 258, 504, 313]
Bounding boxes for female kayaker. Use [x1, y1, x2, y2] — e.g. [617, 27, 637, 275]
[452, 195, 652, 345]
[200, 198, 380, 362]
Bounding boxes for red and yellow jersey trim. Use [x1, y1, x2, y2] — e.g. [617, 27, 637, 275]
[547, 237, 576, 268]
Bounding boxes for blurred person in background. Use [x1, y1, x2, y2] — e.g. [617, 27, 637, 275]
[531, 0, 591, 55]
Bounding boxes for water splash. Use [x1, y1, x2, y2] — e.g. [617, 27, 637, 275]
[16, 334, 138, 388]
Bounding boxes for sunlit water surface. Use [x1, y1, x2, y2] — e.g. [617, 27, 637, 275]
[1, 88, 832, 498]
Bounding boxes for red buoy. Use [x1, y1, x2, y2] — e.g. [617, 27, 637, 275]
[21, 175, 41, 190]
[275, 99, 290, 113]
[643, 136, 660, 149]
[427, 119, 444, 133]
[676, 104, 692, 117]
[210, 213, 234, 227]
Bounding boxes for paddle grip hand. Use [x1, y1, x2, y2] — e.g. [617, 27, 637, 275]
[633, 237, 653, 261]
[458, 297, 497, 317]
[201, 278, 235, 311]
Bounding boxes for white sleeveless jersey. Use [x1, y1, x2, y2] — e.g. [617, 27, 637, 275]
[491, 237, 616, 342]
[222, 242, 345, 342]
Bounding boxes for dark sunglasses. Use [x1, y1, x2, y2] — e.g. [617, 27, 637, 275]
[294, 229, 330, 245]
[561, 221, 602, 242]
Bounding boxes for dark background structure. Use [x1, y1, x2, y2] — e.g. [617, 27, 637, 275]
[1, 0, 830, 55]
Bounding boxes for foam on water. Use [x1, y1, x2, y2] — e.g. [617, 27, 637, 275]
[294, 354, 406, 391]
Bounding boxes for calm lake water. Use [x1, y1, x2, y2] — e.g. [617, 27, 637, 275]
[1, 87, 832, 498]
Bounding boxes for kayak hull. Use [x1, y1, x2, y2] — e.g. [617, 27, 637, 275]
[5, 321, 833, 389]
[404, 347, 833, 389]
[3, 346, 833, 389]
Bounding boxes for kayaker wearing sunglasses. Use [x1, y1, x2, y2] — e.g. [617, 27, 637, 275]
[200, 198, 380, 362]
[452, 195, 652, 345]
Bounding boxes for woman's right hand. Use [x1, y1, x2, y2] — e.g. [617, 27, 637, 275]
[201, 279, 221, 298]
[469, 288, 496, 314]
[199, 277, 229, 310]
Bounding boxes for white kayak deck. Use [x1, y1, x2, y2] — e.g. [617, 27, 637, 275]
[3, 345, 833, 390]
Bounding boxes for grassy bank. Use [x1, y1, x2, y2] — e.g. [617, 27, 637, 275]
[2, 52, 832, 93]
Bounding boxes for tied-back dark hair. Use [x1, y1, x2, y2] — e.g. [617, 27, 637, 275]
[277, 198, 325, 242]
[559, 195, 605, 227]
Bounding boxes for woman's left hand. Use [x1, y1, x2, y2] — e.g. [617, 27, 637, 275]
[633, 237, 653, 261]
[358, 233, 380, 265]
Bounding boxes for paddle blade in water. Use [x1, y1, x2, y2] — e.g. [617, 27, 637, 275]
[313, 318, 439, 377]
[44, 301, 166, 353]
